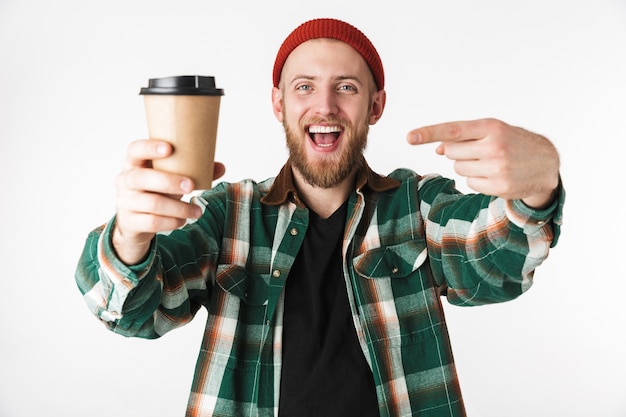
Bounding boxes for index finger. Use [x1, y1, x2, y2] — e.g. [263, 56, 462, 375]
[125, 139, 173, 168]
[407, 119, 490, 145]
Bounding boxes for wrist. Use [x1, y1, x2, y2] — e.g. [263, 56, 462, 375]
[521, 189, 557, 210]
[111, 225, 153, 266]
[521, 172, 561, 210]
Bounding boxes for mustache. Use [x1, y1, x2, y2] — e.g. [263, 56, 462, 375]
[300, 116, 350, 130]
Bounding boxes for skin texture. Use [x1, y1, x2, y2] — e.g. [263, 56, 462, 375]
[111, 38, 560, 265]
[407, 119, 560, 209]
[271, 39, 386, 218]
[112, 140, 224, 264]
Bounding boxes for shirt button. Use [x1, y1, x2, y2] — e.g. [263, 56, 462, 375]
[537, 220, 546, 226]
[290, 228, 299, 236]
[272, 270, 281, 278]
[391, 267, 399, 274]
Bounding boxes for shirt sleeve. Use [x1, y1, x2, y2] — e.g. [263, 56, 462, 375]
[418, 174, 565, 306]
[74, 216, 164, 338]
[75, 198, 224, 338]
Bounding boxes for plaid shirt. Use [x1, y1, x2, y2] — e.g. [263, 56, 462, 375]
[76, 159, 563, 417]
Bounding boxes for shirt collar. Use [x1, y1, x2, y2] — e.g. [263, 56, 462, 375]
[260, 157, 401, 207]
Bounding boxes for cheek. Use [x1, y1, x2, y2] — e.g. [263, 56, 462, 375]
[282, 95, 314, 117]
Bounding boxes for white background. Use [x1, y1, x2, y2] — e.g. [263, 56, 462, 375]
[1, 1, 625, 416]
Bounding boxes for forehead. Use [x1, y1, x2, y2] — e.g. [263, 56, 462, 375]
[281, 38, 373, 84]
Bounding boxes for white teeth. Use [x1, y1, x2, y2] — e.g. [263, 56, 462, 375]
[308, 125, 342, 133]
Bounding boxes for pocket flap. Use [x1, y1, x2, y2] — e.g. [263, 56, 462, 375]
[353, 240, 428, 279]
[215, 264, 268, 306]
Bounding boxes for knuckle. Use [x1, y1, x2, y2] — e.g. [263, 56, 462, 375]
[126, 139, 142, 159]
[446, 123, 462, 140]
[116, 169, 139, 192]
[486, 118, 508, 136]
[491, 160, 510, 178]
[484, 117, 501, 127]
[125, 169, 142, 189]
[144, 195, 161, 214]
[144, 214, 162, 233]
[487, 141, 507, 159]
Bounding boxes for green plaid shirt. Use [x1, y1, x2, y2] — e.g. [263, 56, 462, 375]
[76, 159, 563, 417]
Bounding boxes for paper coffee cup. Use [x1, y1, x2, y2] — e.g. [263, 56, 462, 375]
[140, 75, 224, 190]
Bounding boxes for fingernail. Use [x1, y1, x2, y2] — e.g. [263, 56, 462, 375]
[409, 133, 422, 144]
[156, 144, 168, 155]
[192, 205, 203, 219]
[180, 179, 193, 193]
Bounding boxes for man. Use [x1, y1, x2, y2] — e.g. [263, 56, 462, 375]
[76, 18, 563, 417]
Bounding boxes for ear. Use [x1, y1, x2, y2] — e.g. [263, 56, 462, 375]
[272, 87, 284, 122]
[368, 89, 386, 125]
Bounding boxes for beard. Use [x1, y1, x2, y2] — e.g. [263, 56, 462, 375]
[284, 112, 369, 189]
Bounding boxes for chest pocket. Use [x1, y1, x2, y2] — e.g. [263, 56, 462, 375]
[215, 264, 269, 306]
[352, 239, 428, 279]
[352, 239, 445, 346]
[211, 264, 271, 375]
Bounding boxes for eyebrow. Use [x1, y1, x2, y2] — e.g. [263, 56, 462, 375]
[288, 74, 365, 86]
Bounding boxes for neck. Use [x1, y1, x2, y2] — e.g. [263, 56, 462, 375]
[291, 167, 355, 219]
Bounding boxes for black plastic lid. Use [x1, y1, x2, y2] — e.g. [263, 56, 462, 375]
[140, 75, 224, 96]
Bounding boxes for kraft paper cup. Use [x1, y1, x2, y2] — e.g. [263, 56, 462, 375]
[140, 75, 224, 190]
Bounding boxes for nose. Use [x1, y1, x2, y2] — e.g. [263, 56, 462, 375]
[314, 87, 339, 116]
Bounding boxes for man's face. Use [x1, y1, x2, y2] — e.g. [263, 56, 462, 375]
[272, 38, 386, 188]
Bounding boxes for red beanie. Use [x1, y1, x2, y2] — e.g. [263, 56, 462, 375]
[272, 18, 385, 90]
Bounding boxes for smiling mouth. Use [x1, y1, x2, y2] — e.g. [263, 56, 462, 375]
[308, 125, 342, 147]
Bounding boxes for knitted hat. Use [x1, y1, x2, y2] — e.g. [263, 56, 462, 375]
[272, 18, 385, 90]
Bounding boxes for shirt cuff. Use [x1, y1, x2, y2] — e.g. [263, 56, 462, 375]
[98, 216, 157, 286]
[506, 177, 565, 248]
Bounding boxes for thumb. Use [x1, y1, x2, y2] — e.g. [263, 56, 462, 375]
[213, 162, 226, 181]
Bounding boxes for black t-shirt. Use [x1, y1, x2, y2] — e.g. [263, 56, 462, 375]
[278, 201, 380, 416]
